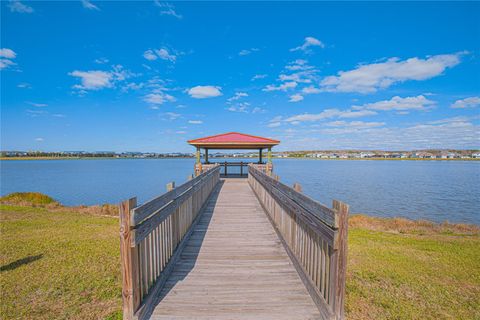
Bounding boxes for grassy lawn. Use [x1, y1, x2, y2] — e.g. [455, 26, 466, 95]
[346, 216, 480, 320]
[1, 202, 479, 319]
[0, 205, 122, 320]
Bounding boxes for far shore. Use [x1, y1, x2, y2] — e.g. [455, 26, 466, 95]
[1, 156, 479, 161]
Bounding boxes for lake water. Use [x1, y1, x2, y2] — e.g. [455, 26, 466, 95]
[1, 159, 479, 224]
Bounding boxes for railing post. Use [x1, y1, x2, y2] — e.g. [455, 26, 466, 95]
[166, 181, 175, 192]
[293, 183, 302, 193]
[119, 197, 140, 320]
[240, 161, 243, 176]
[331, 200, 349, 320]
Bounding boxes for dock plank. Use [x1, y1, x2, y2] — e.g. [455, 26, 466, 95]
[149, 178, 320, 320]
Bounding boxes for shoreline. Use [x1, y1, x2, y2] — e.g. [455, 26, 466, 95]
[1, 156, 479, 161]
[1, 192, 478, 228]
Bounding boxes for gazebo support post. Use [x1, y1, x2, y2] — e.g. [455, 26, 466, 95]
[259, 148, 263, 164]
[195, 147, 202, 176]
[196, 147, 201, 164]
[267, 147, 272, 163]
[205, 148, 209, 164]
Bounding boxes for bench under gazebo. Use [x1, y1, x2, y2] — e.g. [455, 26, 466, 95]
[188, 132, 280, 176]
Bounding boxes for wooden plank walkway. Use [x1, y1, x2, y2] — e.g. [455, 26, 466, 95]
[149, 178, 321, 320]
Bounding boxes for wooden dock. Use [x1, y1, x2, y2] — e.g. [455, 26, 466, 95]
[150, 178, 321, 319]
[119, 164, 349, 320]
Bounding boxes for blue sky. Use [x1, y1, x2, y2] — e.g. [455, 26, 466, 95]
[1, 1, 479, 152]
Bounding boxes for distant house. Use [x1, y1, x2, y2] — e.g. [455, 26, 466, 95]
[360, 152, 375, 158]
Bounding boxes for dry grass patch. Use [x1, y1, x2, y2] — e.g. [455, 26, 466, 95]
[349, 214, 479, 235]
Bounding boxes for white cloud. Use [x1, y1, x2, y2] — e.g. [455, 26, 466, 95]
[154, 1, 182, 19]
[263, 81, 297, 92]
[227, 92, 248, 102]
[69, 65, 133, 91]
[355, 95, 436, 111]
[163, 112, 181, 120]
[0, 59, 16, 70]
[81, 0, 99, 10]
[325, 120, 385, 129]
[239, 48, 259, 56]
[188, 120, 203, 124]
[26, 109, 47, 117]
[285, 108, 377, 123]
[176, 130, 187, 134]
[0, 48, 16, 59]
[143, 47, 181, 62]
[0, 48, 17, 70]
[279, 116, 479, 150]
[252, 74, 267, 81]
[35, 137, 44, 142]
[285, 59, 313, 71]
[229, 106, 247, 113]
[27, 102, 48, 107]
[451, 97, 480, 109]
[252, 107, 266, 114]
[302, 86, 321, 94]
[155, 48, 176, 62]
[289, 94, 304, 102]
[143, 50, 157, 61]
[227, 102, 250, 113]
[8, 0, 33, 13]
[264, 60, 318, 100]
[285, 109, 341, 123]
[188, 85, 222, 99]
[268, 122, 281, 128]
[94, 57, 109, 64]
[339, 110, 378, 118]
[321, 52, 465, 93]
[69, 70, 112, 90]
[121, 82, 144, 92]
[290, 37, 325, 53]
[17, 82, 31, 88]
[279, 60, 318, 84]
[144, 92, 176, 105]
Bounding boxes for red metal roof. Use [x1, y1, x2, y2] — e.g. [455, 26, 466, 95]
[188, 132, 280, 149]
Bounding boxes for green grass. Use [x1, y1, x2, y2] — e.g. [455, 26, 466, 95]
[1, 204, 479, 319]
[0, 205, 122, 320]
[346, 223, 480, 319]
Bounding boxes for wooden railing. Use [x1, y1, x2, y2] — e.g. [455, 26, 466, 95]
[248, 164, 349, 320]
[119, 165, 221, 320]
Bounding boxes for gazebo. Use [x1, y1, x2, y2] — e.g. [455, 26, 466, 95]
[188, 132, 280, 175]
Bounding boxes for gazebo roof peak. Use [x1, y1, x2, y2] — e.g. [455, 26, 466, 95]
[188, 132, 280, 149]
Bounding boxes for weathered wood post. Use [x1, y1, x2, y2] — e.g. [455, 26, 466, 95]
[166, 181, 175, 192]
[119, 197, 140, 320]
[331, 200, 349, 320]
[240, 161, 243, 176]
[293, 182, 302, 192]
[194, 147, 202, 176]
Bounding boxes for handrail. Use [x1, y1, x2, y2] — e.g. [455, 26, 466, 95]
[248, 164, 348, 320]
[119, 164, 221, 320]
